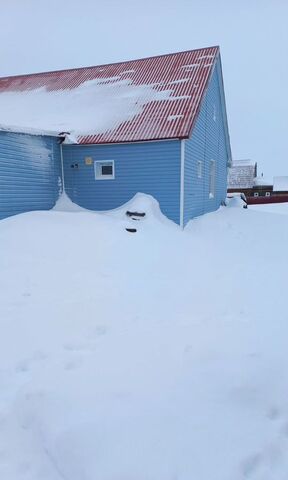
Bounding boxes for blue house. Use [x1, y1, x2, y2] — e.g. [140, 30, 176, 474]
[0, 46, 231, 226]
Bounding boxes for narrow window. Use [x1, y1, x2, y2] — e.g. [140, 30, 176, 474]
[213, 104, 217, 122]
[197, 160, 203, 178]
[209, 160, 215, 198]
[254, 192, 259, 197]
[94, 160, 115, 180]
[265, 192, 271, 197]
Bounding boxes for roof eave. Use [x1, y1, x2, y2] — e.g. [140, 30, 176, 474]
[75, 135, 189, 146]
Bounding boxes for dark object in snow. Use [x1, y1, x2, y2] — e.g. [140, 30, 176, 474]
[126, 228, 137, 233]
[126, 211, 146, 217]
[71, 163, 79, 169]
[58, 132, 71, 144]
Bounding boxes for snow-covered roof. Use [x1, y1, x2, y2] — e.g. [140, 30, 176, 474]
[0, 123, 60, 138]
[254, 176, 272, 187]
[228, 160, 257, 189]
[273, 176, 288, 191]
[231, 159, 255, 167]
[0, 47, 219, 144]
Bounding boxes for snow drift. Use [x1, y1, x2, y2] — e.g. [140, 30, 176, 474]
[1, 200, 288, 479]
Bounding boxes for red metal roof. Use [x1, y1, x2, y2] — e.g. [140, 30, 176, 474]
[0, 47, 219, 144]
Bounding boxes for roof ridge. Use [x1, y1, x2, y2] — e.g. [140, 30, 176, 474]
[0, 46, 219, 80]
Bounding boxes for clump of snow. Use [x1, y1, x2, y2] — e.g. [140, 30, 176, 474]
[167, 94, 191, 101]
[53, 192, 87, 212]
[198, 54, 215, 60]
[120, 69, 135, 75]
[61, 132, 79, 144]
[167, 114, 183, 121]
[181, 63, 200, 69]
[226, 194, 247, 208]
[1, 201, 288, 479]
[0, 79, 172, 138]
[166, 78, 189, 85]
[108, 192, 176, 227]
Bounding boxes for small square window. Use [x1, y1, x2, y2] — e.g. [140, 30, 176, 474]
[254, 192, 259, 197]
[102, 165, 113, 175]
[265, 192, 271, 197]
[94, 160, 115, 180]
[197, 160, 203, 178]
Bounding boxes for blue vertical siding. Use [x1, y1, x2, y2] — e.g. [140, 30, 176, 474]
[183, 58, 230, 226]
[0, 131, 62, 220]
[62, 140, 181, 224]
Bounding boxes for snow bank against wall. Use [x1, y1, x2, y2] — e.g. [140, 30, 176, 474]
[53, 192, 178, 230]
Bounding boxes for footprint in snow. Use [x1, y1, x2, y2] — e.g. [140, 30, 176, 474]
[17, 461, 31, 475]
[15, 351, 48, 374]
[280, 422, 288, 438]
[92, 325, 107, 336]
[241, 452, 262, 477]
[15, 360, 30, 373]
[266, 406, 281, 421]
[240, 417, 288, 478]
[63, 326, 107, 353]
[63, 342, 97, 352]
[64, 357, 83, 371]
[184, 344, 193, 353]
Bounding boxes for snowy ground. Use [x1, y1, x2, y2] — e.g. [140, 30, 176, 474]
[249, 202, 288, 215]
[0, 195, 288, 480]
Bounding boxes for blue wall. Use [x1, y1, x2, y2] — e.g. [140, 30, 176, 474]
[62, 140, 181, 224]
[0, 131, 62, 220]
[183, 58, 230, 226]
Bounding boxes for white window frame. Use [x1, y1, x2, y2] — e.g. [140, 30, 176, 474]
[265, 191, 271, 197]
[94, 160, 115, 180]
[209, 160, 215, 198]
[254, 192, 259, 197]
[197, 160, 203, 178]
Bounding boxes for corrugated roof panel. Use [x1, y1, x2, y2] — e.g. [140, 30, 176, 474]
[0, 47, 219, 144]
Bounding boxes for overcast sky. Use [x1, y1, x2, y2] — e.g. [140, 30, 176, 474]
[0, 0, 287, 177]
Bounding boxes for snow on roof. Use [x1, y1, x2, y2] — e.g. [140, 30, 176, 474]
[0, 47, 219, 144]
[228, 160, 257, 189]
[254, 176, 272, 187]
[0, 123, 61, 138]
[273, 176, 288, 191]
[231, 159, 256, 167]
